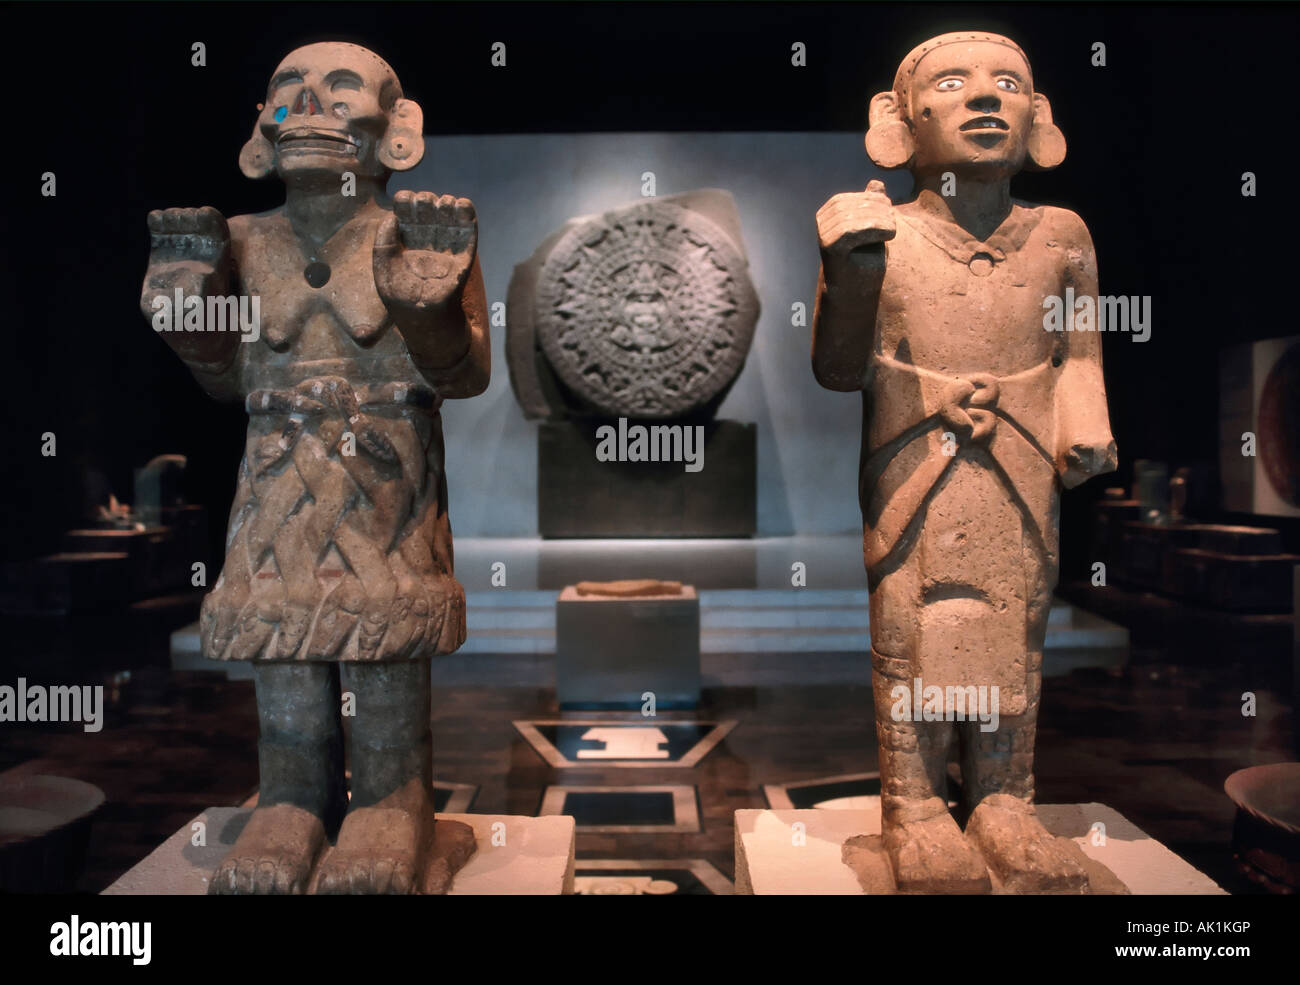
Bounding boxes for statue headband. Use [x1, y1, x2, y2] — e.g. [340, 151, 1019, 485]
[893, 32, 1032, 99]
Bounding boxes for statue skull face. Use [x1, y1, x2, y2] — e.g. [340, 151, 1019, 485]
[908, 40, 1035, 178]
[239, 42, 424, 182]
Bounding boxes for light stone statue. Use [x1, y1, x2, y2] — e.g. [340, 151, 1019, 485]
[140, 42, 488, 894]
[812, 32, 1117, 892]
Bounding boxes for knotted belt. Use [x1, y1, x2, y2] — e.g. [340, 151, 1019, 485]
[862, 355, 1060, 572]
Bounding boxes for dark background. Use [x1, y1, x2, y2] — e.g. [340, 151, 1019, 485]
[2, 1, 1296, 569]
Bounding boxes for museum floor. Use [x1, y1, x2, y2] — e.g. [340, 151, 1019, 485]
[1, 633, 1292, 894]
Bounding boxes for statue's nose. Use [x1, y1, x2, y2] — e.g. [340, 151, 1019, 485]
[290, 87, 323, 116]
[967, 92, 1001, 113]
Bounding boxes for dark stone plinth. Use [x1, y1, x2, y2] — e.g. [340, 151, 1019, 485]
[538, 419, 755, 538]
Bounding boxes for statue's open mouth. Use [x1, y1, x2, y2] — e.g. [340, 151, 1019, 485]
[277, 128, 360, 156]
[959, 116, 1009, 132]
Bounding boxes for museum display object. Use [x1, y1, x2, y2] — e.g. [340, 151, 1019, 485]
[139, 42, 490, 894]
[556, 579, 701, 709]
[811, 32, 1119, 892]
[507, 190, 761, 537]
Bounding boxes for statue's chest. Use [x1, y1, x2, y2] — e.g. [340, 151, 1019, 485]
[235, 223, 390, 352]
[873, 215, 1066, 376]
[877, 234, 1062, 376]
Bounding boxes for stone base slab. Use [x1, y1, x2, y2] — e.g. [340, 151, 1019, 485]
[734, 803, 1226, 895]
[104, 807, 575, 895]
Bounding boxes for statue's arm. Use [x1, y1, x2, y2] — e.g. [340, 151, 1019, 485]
[375, 191, 490, 399]
[811, 181, 895, 391]
[140, 207, 244, 401]
[1053, 211, 1118, 488]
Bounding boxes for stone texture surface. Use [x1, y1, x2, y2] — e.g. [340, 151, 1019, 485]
[736, 804, 1225, 895]
[140, 42, 490, 894]
[508, 189, 760, 420]
[812, 32, 1117, 892]
[446, 814, 576, 895]
[965, 793, 1089, 893]
[104, 809, 574, 895]
[575, 579, 685, 597]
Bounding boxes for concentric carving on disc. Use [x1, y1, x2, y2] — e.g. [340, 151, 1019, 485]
[533, 200, 758, 419]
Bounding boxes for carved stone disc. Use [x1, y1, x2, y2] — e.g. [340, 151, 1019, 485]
[533, 198, 759, 419]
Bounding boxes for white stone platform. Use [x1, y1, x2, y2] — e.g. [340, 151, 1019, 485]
[104, 807, 575, 895]
[734, 803, 1225, 895]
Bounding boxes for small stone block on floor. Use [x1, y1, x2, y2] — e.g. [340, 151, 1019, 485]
[557, 583, 700, 708]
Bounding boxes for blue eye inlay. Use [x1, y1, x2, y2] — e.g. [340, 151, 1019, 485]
[273, 106, 287, 123]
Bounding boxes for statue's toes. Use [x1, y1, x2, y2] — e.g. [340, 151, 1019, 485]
[208, 857, 239, 895]
[371, 858, 395, 895]
[311, 860, 344, 895]
[234, 857, 258, 894]
[273, 859, 302, 895]
[348, 858, 375, 894]
[253, 859, 278, 894]
[390, 858, 416, 895]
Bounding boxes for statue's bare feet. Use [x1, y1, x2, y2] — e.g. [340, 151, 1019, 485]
[208, 803, 326, 895]
[309, 783, 432, 895]
[884, 811, 992, 894]
[965, 794, 1089, 893]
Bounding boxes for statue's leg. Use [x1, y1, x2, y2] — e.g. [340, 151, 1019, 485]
[959, 562, 1090, 892]
[873, 651, 991, 893]
[311, 661, 471, 894]
[209, 662, 344, 894]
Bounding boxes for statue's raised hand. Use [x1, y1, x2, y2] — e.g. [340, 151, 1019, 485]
[141, 206, 237, 365]
[374, 191, 477, 312]
[817, 179, 896, 277]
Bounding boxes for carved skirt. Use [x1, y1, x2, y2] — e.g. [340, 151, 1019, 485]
[198, 377, 465, 662]
[866, 451, 1056, 717]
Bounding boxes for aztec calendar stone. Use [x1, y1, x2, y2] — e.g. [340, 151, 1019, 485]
[507, 189, 760, 420]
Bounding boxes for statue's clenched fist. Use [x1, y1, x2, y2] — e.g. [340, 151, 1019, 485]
[374, 190, 477, 311]
[146, 206, 231, 269]
[817, 179, 896, 274]
[141, 206, 236, 365]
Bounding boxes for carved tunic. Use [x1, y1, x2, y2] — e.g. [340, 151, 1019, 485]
[861, 200, 1113, 713]
[198, 200, 477, 662]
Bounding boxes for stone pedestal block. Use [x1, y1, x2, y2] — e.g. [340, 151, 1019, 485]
[538, 419, 756, 538]
[556, 584, 700, 709]
[734, 803, 1226, 895]
[103, 808, 576, 895]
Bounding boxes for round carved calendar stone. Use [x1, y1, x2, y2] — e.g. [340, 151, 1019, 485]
[531, 196, 759, 419]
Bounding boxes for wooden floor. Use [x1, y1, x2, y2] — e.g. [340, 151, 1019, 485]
[0, 642, 1293, 894]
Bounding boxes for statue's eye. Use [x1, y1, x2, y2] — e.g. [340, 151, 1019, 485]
[996, 78, 1019, 92]
[937, 78, 963, 91]
[330, 77, 362, 92]
[270, 72, 303, 94]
